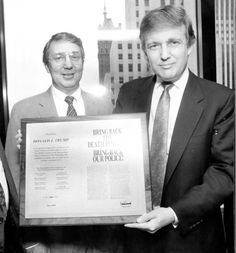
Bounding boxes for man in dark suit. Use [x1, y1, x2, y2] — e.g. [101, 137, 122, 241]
[0, 140, 23, 252]
[5, 32, 120, 253]
[114, 5, 234, 253]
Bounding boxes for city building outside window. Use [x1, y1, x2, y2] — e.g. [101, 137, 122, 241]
[215, 0, 235, 89]
[138, 63, 141, 72]
[128, 63, 133, 72]
[145, 0, 149, 7]
[118, 43, 122, 50]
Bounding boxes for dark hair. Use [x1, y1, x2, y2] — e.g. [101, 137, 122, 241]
[140, 5, 196, 51]
[43, 32, 85, 66]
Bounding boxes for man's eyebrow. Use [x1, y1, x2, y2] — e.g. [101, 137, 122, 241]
[71, 51, 81, 54]
[167, 38, 182, 41]
[52, 51, 80, 55]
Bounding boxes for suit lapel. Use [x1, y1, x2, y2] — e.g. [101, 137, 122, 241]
[135, 75, 156, 120]
[82, 90, 94, 115]
[37, 88, 58, 117]
[164, 72, 204, 187]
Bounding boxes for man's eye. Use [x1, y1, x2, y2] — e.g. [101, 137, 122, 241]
[71, 55, 80, 61]
[169, 41, 180, 46]
[54, 55, 64, 61]
[147, 44, 159, 50]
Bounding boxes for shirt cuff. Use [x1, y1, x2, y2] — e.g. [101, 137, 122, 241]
[168, 207, 179, 228]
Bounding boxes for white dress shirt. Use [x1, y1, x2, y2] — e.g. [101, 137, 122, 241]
[148, 68, 189, 225]
[149, 68, 189, 150]
[0, 159, 9, 209]
[51, 85, 86, 116]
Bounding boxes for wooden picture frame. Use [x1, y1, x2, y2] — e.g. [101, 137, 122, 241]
[19, 113, 152, 226]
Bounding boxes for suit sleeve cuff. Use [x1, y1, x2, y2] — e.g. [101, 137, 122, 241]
[168, 207, 179, 228]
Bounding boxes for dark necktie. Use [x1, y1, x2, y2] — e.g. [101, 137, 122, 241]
[150, 82, 173, 207]
[65, 96, 77, 116]
[0, 182, 7, 219]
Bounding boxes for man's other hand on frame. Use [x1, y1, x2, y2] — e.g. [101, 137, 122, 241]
[125, 206, 175, 234]
[15, 129, 22, 150]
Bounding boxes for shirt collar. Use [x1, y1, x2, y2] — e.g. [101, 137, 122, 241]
[174, 67, 189, 90]
[51, 85, 83, 102]
[154, 67, 189, 90]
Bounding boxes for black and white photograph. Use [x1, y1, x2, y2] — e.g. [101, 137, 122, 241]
[0, 0, 235, 252]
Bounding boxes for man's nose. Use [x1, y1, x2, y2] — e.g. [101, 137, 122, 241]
[160, 44, 170, 60]
[64, 55, 73, 68]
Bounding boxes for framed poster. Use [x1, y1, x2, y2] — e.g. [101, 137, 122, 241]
[20, 113, 152, 226]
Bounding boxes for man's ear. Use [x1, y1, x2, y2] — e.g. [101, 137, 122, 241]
[143, 49, 148, 59]
[187, 43, 194, 56]
[143, 50, 151, 68]
[45, 64, 50, 73]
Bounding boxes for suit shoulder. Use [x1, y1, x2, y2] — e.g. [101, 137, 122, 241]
[82, 89, 113, 114]
[195, 75, 233, 95]
[11, 90, 49, 114]
[118, 76, 155, 100]
[191, 73, 234, 102]
[82, 89, 111, 105]
[12, 90, 49, 108]
[120, 76, 154, 91]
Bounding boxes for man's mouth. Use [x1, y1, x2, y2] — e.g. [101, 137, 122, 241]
[62, 73, 74, 79]
[160, 64, 173, 69]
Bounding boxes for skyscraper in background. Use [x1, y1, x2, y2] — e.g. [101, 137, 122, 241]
[215, 0, 235, 89]
[97, 0, 196, 105]
[98, 1, 155, 105]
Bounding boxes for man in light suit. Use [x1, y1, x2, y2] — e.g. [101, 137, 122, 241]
[5, 32, 121, 253]
[0, 140, 24, 252]
[114, 5, 234, 253]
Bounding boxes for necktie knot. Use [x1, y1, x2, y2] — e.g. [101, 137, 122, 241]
[161, 81, 173, 91]
[65, 96, 75, 105]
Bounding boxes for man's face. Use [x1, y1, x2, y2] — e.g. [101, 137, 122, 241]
[46, 40, 83, 94]
[144, 25, 193, 82]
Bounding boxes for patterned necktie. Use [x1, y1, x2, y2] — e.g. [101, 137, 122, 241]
[150, 82, 173, 207]
[0, 182, 7, 219]
[65, 96, 77, 116]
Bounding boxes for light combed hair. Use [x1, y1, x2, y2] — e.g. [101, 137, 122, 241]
[43, 32, 85, 67]
[140, 5, 196, 52]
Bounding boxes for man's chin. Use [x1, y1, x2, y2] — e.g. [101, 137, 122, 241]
[54, 83, 80, 94]
[158, 75, 175, 82]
